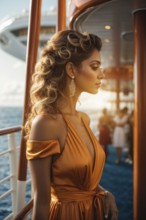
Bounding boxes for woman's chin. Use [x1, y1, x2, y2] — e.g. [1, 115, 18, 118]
[88, 89, 99, 94]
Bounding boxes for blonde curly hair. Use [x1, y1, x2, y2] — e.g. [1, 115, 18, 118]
[25, 30, 102, 138]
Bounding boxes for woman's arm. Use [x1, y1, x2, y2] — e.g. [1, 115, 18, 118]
[28, 115, 59, 220]
[29, 157, 52, 220]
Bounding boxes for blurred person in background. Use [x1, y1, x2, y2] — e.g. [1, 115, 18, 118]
[98, 108, 112, 158]
[113, 107, 129, 164]
[125, 110, 134, 164]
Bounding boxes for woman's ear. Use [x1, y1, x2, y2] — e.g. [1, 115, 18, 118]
[66, 62, 76, 78]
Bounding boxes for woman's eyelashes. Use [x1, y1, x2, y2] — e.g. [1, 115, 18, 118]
[91, 65, 101, 71]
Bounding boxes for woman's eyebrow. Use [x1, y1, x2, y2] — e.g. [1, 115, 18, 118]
[90, 60, 101, 65]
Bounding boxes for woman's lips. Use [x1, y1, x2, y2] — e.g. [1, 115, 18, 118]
[95, 82, 101, 87]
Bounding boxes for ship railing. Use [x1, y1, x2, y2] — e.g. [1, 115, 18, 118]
[12, 199, 33, 220]
[0, 126, 31, 220]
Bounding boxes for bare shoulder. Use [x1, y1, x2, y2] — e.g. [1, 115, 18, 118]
[79, 111, 90, 125]
[29, 114, 62, 141]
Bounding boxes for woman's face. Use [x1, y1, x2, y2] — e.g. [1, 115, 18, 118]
[74, 49, 104, 94]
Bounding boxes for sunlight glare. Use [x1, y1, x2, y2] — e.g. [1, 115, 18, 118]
[77, 89, 113, 111]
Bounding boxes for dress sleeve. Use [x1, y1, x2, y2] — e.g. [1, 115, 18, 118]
[26, 140, 61, 160]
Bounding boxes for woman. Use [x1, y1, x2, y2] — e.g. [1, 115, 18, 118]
[113, 107, 129, 164]
[25, 30, 118, 220]
[98, 108, 112, 158]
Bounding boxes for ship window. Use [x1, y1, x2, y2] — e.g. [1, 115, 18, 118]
[21, 41, 27, 45]
[21, 40, 47, 48]
[40, 26, 55, 34]
[11, 26, 55, 37]
[0, 34, 9, 45]
[11, 28, 28, 36]
[40, 40, 47, 47]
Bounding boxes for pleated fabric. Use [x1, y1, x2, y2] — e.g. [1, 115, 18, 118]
[26, 114, 106, 220]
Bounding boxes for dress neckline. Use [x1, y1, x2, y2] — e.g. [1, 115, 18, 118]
[62, 112, 96, 173]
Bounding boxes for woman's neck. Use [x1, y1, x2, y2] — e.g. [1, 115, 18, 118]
[58, 93, 80, 115]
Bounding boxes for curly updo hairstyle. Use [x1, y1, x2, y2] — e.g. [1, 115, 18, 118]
[25, 30, 102, 138]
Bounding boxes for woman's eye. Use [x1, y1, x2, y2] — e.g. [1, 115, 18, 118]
[91, 66, 100, 70]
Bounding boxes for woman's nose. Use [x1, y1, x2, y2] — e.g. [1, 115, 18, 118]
[98, 68, 105, 80]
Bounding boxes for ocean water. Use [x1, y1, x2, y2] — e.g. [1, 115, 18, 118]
[0, 107, 23, 129]
[0, 107, 31, 219]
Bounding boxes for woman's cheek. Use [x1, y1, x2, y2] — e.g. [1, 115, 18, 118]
[81, 68, 94, 80]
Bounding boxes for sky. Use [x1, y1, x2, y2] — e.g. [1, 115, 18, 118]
[0, 0, 110, 110]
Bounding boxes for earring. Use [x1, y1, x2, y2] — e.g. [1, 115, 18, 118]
[69, 76, 76, 97]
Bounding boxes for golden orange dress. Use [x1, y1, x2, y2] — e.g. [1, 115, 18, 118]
[27, 114, 105, 220]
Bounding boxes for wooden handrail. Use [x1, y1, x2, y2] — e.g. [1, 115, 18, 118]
[0, 126, 22, 136]
[12, 199, 33, 220]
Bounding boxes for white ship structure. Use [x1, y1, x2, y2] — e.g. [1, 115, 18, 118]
[0, 8, 58, 61]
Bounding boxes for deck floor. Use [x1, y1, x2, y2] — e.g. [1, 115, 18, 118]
[100, 145, 133, 220]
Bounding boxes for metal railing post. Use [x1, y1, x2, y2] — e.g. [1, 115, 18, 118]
[8, 133, 18, 215]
